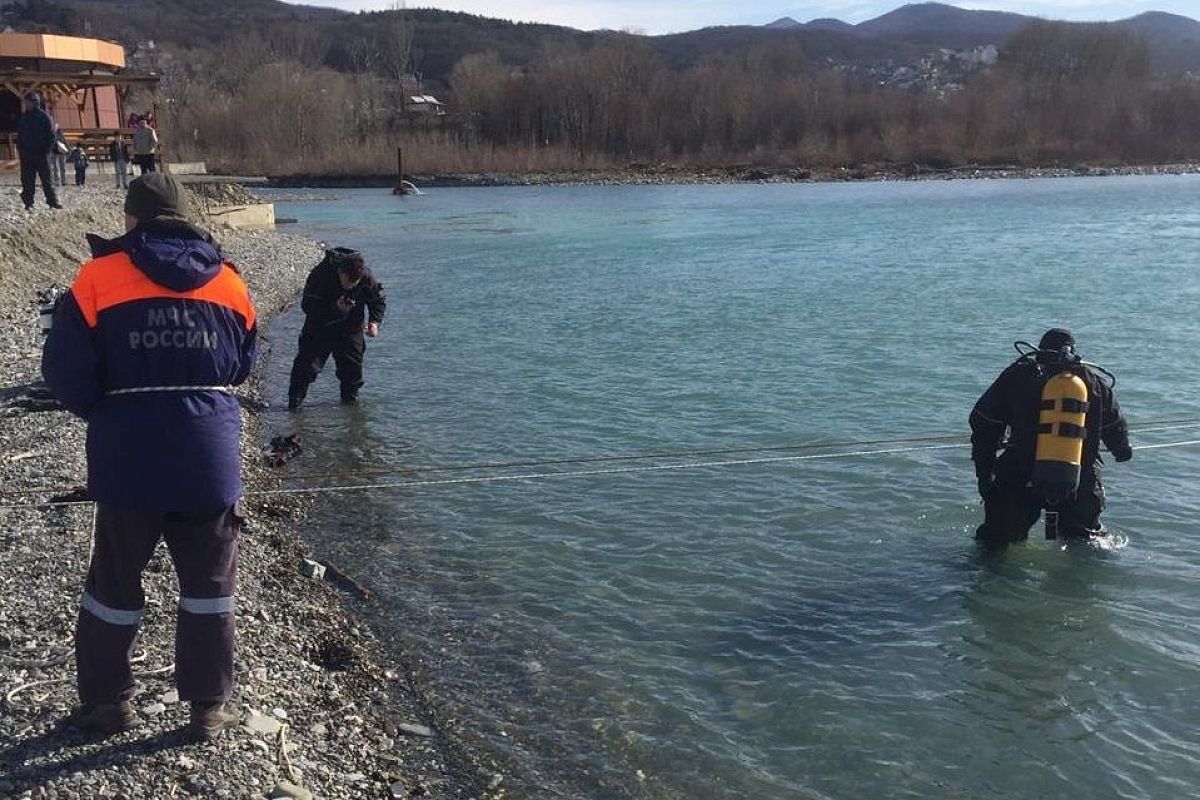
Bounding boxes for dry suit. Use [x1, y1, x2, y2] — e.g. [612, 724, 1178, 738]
[42, 216, 257, 705]
[970, 352, 1131, 544]
[287, 251, 386, 406]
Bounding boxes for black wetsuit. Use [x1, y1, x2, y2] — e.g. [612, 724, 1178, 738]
[287, 255, 386, 406]
[970, 357, 1131, 543]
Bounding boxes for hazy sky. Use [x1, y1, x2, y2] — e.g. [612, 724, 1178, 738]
[282, 1, 1200, 34]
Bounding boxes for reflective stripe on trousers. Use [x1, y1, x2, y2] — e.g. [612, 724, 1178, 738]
[76, 503, 241, 704]
[179, 595, 235, 614]
[81, 591, 143, 626]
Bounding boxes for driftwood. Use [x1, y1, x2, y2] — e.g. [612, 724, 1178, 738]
[321, 558, 373, 601]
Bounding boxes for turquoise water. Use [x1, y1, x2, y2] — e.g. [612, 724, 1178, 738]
[263, 178, 1200, 799]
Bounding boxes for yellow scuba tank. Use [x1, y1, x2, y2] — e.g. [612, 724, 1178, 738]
[1032, 371, 1089, 503]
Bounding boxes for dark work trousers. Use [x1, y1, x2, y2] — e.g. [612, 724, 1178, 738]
[75, 503, 241, 704]
[976, 474, 1105, 544]
[288, 327, 366, 404]
[19, 153, 59, 209]
[135, 153, 156, 174]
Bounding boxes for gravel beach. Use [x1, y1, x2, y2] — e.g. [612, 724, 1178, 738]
[0, 184, 494, 800]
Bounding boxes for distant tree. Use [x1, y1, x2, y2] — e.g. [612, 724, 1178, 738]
[375, 14, 414, 84]
[2, 0, 83, 33]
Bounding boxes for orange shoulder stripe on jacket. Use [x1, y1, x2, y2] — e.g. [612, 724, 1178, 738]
[72, 252, 255, 330]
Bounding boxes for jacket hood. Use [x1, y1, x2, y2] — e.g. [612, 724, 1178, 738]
[88, 220, 224, 292]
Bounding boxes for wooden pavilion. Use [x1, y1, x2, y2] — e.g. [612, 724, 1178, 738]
[0, 32, 159, 167]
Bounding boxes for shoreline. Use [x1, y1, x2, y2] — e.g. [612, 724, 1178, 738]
[0, 186, 494, 799]
[263, 161, 1200, 189]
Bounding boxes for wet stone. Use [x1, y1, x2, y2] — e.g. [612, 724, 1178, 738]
[396, 722, 434, 738]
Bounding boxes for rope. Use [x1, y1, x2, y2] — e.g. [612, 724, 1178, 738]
[249, 442, 971, 497]
[4, 660, 174, 705]
[279, 432, 970, 481]
[278, 418, 1200, 482]
[278, 723, 302, 784]
[5, 677, 70, 705]
[3, 435, 1200, 511]
[107, 385, 232, 396]
[3, 418, 1200, 499]
[1130, 439, 1200, 451]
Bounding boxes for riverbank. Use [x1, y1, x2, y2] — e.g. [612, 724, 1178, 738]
[0, 186, 496, 799]
[264, 160, 1200, 189]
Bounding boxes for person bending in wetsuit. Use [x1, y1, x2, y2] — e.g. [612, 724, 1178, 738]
[287, 247, 386, 409]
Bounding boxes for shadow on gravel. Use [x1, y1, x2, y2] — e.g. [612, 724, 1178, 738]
[0, 381, 62, 414]
[0, 723, 189, 794]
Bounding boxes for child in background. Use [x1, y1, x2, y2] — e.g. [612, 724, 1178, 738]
[68, 144, 89, 185]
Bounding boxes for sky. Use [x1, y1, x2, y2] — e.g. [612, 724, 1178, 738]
[281, 0, 1200, 34]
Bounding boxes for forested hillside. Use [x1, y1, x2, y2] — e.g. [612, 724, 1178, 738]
[5, 0, 1200, 177]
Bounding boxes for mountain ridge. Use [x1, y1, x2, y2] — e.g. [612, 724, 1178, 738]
[7, 0, 1199, 83]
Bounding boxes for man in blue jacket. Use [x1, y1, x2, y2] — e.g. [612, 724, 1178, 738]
[17, 91, 62, 210]
[42, 173, 257, 739]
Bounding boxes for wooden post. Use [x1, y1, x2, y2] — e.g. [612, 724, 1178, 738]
[396, 146, 404, 193]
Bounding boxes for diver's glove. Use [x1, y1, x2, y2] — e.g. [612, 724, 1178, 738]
[1112, 445, 1133, 463]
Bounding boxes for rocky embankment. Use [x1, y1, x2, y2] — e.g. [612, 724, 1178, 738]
[0, 185, 492, 799]
[265, 161, 1200, 189]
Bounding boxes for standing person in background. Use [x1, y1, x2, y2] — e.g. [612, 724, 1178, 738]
[287, 247, 386, 409]
[42, 173, 257, 740]
[16, 91, 62, 210]
[52, 127, 69, 187]
[68, 143, 89, 185]
[109, 135, 130, 189]
[132, 117, 158, 174]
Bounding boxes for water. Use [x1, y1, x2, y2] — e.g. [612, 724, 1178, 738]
[260, 177, 1200, 799]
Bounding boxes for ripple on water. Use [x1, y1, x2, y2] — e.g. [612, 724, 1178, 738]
[267, 178, 1200, 800]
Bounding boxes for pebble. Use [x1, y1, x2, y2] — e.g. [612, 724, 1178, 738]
[396, 722, 434, 738]
[244, 713, 284, 737]
[268, 783, 313, 800]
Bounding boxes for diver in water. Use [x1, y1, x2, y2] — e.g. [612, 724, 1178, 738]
[970, 328, 1132, 545]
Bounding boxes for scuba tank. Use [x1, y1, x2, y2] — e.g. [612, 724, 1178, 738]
[1011, 338, 1114, 503]
[1031, 370, 1088, 505]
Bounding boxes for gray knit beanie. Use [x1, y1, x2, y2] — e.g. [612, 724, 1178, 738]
[124, 173, 189, 222]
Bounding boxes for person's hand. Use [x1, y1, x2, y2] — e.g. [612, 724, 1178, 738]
[366, 322, 379, 338]
[1113, 446, 1133, 463]
[335, 296, 355, 313]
